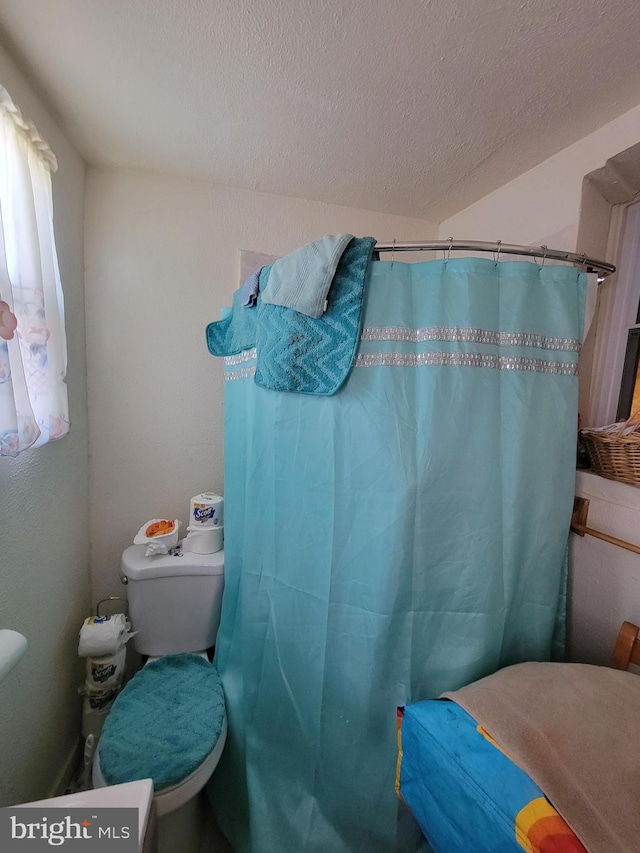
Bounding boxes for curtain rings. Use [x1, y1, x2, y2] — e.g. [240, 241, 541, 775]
[391, 238, 396, 266]
[541, 245, 548, 268]
[446, 236, 453, 263]
[494, 239, 502, 265]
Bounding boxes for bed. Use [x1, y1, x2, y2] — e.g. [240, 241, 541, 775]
[396, 622, 640, 853]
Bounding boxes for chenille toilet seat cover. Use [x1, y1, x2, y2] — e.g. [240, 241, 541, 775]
[98, 653, 226, 791]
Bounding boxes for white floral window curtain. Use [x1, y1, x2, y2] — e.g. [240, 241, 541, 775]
[0, 85, 68, 456]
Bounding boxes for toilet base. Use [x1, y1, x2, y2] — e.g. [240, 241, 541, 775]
[156, 789, 232, 853]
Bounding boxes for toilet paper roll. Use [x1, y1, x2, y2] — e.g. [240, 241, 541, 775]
[78, 613, 133, 657]
[182, 525, 223, 554]
[189, 493, 224, 528]
[85, 646, 126, 690]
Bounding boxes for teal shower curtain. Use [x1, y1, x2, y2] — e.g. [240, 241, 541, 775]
[209, 257, 585, 852]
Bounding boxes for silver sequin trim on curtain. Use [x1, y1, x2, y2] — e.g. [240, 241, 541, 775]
[224, 349, 257, 366]
[225, 365, 257, 381]
[361, 327, 580, 351]
[223, 351, 577, 379]
[355, 352, 577, 374]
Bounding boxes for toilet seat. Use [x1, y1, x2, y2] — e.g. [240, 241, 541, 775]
[94, 716, 227, 816]
[93, 653, 226, 815]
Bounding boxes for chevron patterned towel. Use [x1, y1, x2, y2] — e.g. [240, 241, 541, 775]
[255, 236, 375, 395]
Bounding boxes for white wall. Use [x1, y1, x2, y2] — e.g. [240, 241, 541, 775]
[439, 102, 640, 249]
[438, 103, 640, 664]
[84, 169, 435, 601]
[572, 473, 640, 665]
[0, 48, 90, 804]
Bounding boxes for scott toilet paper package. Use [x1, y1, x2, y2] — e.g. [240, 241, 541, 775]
[182, 493, 224, 554]
[85, 646, 126, 690]
[78, 613, 134, 657]
[81, 687, 119, 740]
[77, 609, 132, 741]
[189, 493, 224, 528]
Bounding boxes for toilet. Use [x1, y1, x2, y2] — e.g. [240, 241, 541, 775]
[92, 543, 226, 848]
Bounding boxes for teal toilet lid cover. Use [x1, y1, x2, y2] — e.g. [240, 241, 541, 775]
[98, 654, 226, 791]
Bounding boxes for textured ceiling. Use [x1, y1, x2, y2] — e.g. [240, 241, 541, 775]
[1, 0, 640, 221]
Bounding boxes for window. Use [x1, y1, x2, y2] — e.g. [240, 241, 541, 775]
[617, 325, 640, 420]
[579, 143, 640, 429]
[0, 85, 68, 456]
[613, 202, 640, 421]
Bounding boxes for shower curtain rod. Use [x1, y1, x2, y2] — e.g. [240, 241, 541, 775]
[373, 239, 616, 278]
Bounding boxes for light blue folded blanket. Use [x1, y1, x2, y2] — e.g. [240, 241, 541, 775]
[261, 233, 353, 318]
[238, 268, 261, 307]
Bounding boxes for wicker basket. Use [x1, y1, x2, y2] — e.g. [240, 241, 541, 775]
[581, 429, 640, 487]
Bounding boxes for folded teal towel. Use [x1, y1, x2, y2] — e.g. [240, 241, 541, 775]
[206, 279, 259, 357]
[255, 236, 375, 395]
[261, 233, 353, 318]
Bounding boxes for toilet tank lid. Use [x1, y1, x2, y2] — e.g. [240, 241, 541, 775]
[121, 545, 224, 580]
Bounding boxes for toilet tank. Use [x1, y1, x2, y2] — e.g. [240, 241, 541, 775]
[121, 545, 224, 656]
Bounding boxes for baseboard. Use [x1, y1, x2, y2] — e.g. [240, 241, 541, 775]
[51, 736, 83, 797]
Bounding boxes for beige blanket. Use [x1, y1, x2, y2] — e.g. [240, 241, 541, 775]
[442, 662, 640, 853]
